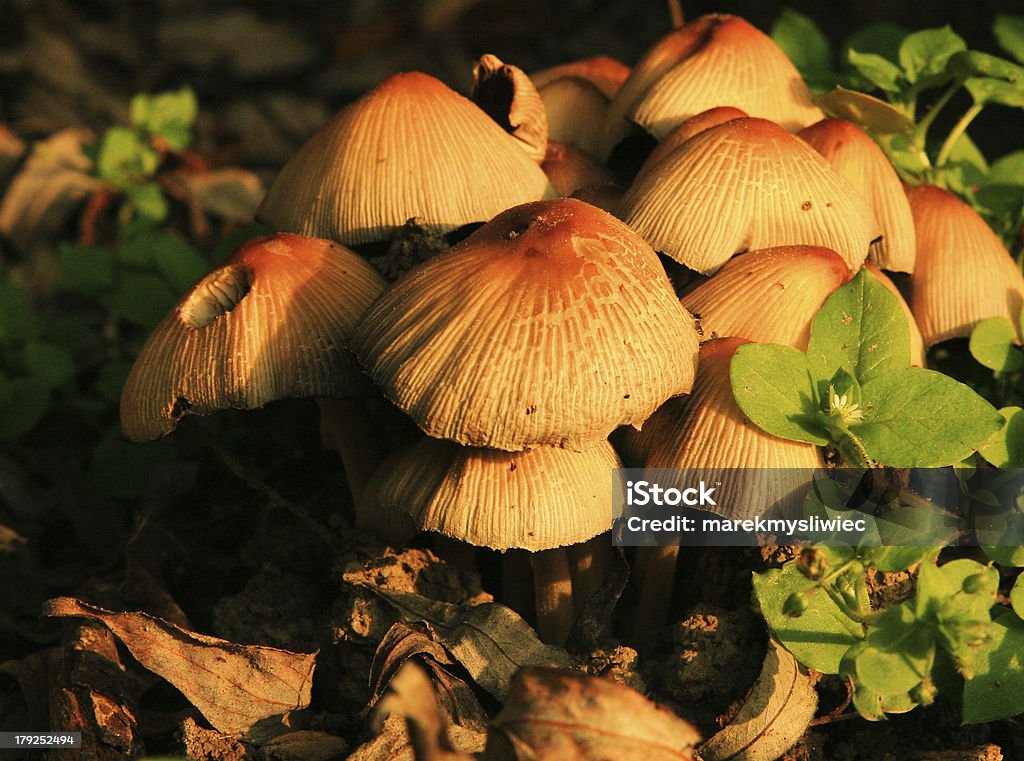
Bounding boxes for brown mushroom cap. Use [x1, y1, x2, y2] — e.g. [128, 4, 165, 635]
[907, 185, 1024, 346]
[352, 198, 700, 452]
[537, 76, 609, 158]
[623, 337, 824, 519]
[363, 437, 623, 552]
[602, 14, 821, 157]
[256, 71, 554, 246]
[531, 56, 630, 99]
[120, 233, 386, 441]
[799, 119, 916, 273]
[634, 106, 748, 183]
[682, 246, 851, 350]
[542, 142, 615, 197]
[472, 54, 548, 163]
[618, 117, 880, 275]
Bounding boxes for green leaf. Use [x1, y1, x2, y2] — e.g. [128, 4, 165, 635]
[917, 559, 998, 678]
[855, 603, 933, 695]
[1012, 577, 1024, 620]
[898, 27, 967, 85]
[859, 545, 937, 573]
[753, 564, 864, 674]
[949, 50, 1024, 84]
[57, 244, 116, 296]
[126, 181, 169, 223]
[978, 406, 1024, 468]
[994, 14, 1024, 65]
[95, 126, 159, 189]
[23, 342, 75, 389]
[130, 88, 198, 151]
[855, 368, 1003, 467]
[730, 343, 829, 445]
[982, 544, 1024, 566]
[964, 77, 1024, 108]
[94, 360, 132, 403]
[151, 237, 207, 293]
[0, 282, 41, 342]
[843, 23, 908, 66]
[990, 150, 1024, 186]
[969, 316, 1023, 372]
[0, 377, 51, 440]
[111, 273, 178, 327]
[771, 9, 833, 85]
[807, 269, 910, 388]
[848, 49, 904, 92]
[962, 608, 1024, 723]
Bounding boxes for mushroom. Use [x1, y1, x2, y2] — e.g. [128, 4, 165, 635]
[601, 14, 822, 159]
[907, 185, 1024, 346]
[256, 71, 554, 247]
[541, 142, 615, 197]
[634, 106, 748, 183]
[472, 54, 548, 163]
[617, 117, 880, 274]
[531, 56, 630, 99]
[537, 76, 609, 158]
[361, 436, 623, 645]
[681, 246, 851, 350]
[120, 232, 387, 503]
[799, 118, 916, 273]
[351, 198, 700, 452]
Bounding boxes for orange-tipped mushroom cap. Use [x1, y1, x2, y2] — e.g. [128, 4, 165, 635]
[602, 14, 821, 157]
[618, 117, 879, 274]
[623, 338, 824, 519]
[352, 198, 700, 452]
[257, 72, 553, 246]
[907, 185, 1024, 346]
[682, 246, 850, 350]
[120, 233, 386, 441]
[472, 54, 548, 163]
[531, 56, 630, 99]
[799, 119, 915, 273]
[364, 437, 623, 552]
[542, 142, 615, 198]
[635, 106, 747, 183]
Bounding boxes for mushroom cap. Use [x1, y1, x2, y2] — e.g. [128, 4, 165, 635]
[634, 106, 748, 183]
[120, 233, 386, 441]
[570, 184, 624, 214]
[907, 185, 1024, 346]
[352, 198, 700, 452]
[864, 264, 926, 367]
[602, 14, 821, 157]
[537, 76, 609, 158]
[618, 117, 880, 274]
[472, 54, 548, 163]
[364, 437, 623, 551]
[256, 71, 554, 246]
[682, 246, 851, 351]
[623, 337, 824, 519]
[542, 142, 615, 198]
[531, 56, 630, 99]
[799, 119, 916, 273]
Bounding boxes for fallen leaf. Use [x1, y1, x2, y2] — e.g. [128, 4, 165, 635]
[258, 730, 348, 761]
[43, 597, 316, 737]
[180, 716, 253, 761]
[176, 167, 265, 221]
[349, 712, 486, 761]
[697, 640, 818, 761]
[490, 666, 699, 760]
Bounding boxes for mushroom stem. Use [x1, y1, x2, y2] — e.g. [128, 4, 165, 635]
[531, 548, 575, 646]
[432, 535, 479, 576]
[568, 533, 613, 617]
[502, 549, 535, 621]
[317, 398, 389, 510]
[632, 545, 680, 639]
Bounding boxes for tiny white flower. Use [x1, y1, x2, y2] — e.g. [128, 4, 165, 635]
[827, 383, 864, 423]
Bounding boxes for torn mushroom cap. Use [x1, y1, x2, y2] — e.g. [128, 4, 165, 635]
[537, 76, 609, 158]
[120, 233, 386, 441]
[531, 56, 630, 99]
[618, 117, 880, 275]
[907, 185, 1024, 347]
[542, 142, 615, 198]
[352, 198, 700, 452]
[682, 246, 850, 351]
[472, 54, 548, 163]
[799, 118, 915, 273]
[601, 14, 822, 158]
[634, 106, 748, 183]
[623, 337, 824, 519]
[864, 264, 926, 367]
[363, 437, 623, 552]
[257, 71, 553, 246]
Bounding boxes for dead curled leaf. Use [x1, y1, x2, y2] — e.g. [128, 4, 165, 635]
[43, 596, 317, 738]
[697, 640, 818, 761]
[488, 666, 700, 760]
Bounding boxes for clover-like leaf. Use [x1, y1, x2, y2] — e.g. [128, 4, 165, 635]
[848, 49, 904, 92]
[962, 608, 1024, 723]
[898, 27, 967, 84]
[969, 316, 1023, 372]
[994, 14, 1024, 65]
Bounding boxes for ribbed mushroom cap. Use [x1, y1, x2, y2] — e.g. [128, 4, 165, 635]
[682, 246, 850, 350]
[542, 142, 615, 197]
[618, 117, 880, 274]
[352, 198, 700, 452]
[120, 233, 386, 441]
[623, 338, 824, 519]
[635, 106, 747, 183]
[472, 54, 548, 163]
[538, 76, 609, 157]
[364, 437, 623, 552]
[799, 119, 915, 273]
[864, 264, 925, 367]
[256, 71, 553, 246]
[531, 56, 630, 99]
[602, 14, 821, 157]
[908, 185, 1024, 346]
[571, 184, 624, 214]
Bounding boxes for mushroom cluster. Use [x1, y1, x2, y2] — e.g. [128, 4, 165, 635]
[120, 12, 1023, 645]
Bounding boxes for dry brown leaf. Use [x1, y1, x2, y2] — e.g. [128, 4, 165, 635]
[346, 563, 572, 701]
[489, 666, 699, 760]
[697, 640, 817, 761]
[258, 730, 348, 761]
[349, 712, 486, 761]
[43, 597, 316, 738]
[176, 167, 265, 221]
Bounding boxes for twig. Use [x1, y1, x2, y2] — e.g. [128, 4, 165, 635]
[809, 676, 855, 726]
[667, 0, 683, 29]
